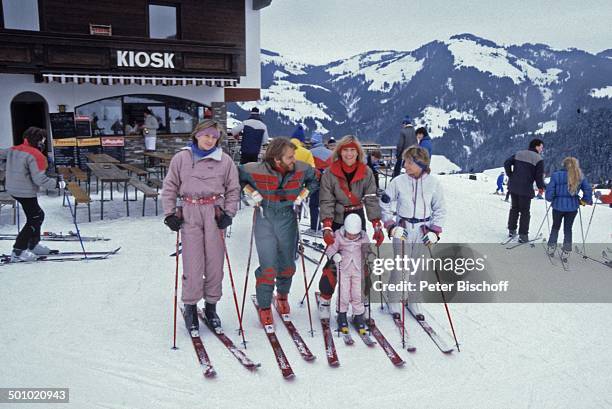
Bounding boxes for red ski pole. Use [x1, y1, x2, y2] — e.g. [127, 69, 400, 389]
[172, 230, 180, 350]
[296, 214, 314, 337]
[220, 230, 247, 348]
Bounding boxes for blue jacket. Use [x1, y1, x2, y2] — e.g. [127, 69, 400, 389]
[496, 173, 504, 188]
[419, 136, 432, 157]
[545, 170, 592, 212]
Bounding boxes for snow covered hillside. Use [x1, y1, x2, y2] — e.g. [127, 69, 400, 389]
[1, 173, 611, 408]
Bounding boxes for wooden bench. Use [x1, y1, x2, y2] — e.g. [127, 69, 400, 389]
[127, 178, 159, 216]
[117, 163, 148, 180]
[147, 178, 163, 192]
[64, 182, 92, 222]
[0, 192, 16, 224]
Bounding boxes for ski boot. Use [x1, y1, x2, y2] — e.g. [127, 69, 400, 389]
[391, 312, 401, 321]
[258, 307, 274, 327]
[204, 302, 222, 333]
[560, 250, 570, 263]
[10, 248, 37, 262]
[337, 312, 349, 334]
[547, 244, 557, 257]
[29, 243, 53, 255]
[518, 234, 529, 243]
[275, 293, 290, 315]
[183, 304, 199, 336]
[508, 229, 516, 238]
[407, 302, 425, 321]
[318, 297, 331, 320]
[353, 313, 367, 335]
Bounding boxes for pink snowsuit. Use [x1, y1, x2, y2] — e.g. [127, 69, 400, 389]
[162, 148, 240, 305]
[325, 228, 371, 315]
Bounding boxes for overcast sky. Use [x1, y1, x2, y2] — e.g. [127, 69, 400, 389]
[261, 0, 612, 64]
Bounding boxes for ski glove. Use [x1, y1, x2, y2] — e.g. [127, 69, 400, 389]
[243, 185, 263, 206]
[215, 208, 233, 230]
[332, 253, 342, 263]
[389, 225, 407, 240]
[371, 219, 384, 247]
[293, 188, 309, 208]
[421, 225, 441, 246]
[164, 214, 183, 232]
[322, 218, 335, 246]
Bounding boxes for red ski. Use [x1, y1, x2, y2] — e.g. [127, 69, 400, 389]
[251, 295, 295, 379]
[315, 292, 340, 367]
[366, 318, 405, 367]
[197, 309, 260, 371]
[180, 307, 216, 378]
[272, 295, 316, 362]
[390, 314, 417, 352]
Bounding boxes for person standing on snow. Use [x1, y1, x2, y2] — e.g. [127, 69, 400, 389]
[162, 120, 241, 334]
[504, 138, 546, 243]
[380, 146, 446, 320]
[317, 135, 383, 319]
[231, 107, 269, 164]
[238, 138, 318, 327]
[0, 127, 62, 262]
[289, 124, 315, 167]
[392, 116, 417, 178]
[325, 213, 374, 334]
[545, 157, 592, 257]
[496, 172, 505, 194]
[307, 131, 332, 235]
[415, 127, 432, 158]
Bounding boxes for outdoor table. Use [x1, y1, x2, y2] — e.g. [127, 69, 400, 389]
[86, 163, 130, 220]
[86, 153, 120, 164]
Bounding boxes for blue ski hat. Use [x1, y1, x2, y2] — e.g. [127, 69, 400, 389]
[292, 124, 305, 142]
[310, 132, 323, 144]
[402, 115, 412, 125]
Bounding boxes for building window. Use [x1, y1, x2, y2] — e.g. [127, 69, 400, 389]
[2, 0, 40, 31]
[75, 95, 209, 136]
[148, 4, 178, 40]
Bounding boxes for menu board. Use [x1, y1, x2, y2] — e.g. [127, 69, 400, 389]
[52, 138, 77, 167]
[101, 136, 125, 162]
[75, 117, 92, 137]
[76, 137, 101, 170]
[49, 113, 76, 139]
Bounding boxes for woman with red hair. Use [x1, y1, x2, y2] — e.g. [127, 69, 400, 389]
[317, 135, 383, 321]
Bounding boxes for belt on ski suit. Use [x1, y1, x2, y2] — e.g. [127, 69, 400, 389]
[181, 194, 223, 205]
[400, 216, 431, 225]
[343, 204, 364, 212]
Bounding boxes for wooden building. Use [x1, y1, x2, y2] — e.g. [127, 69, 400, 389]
[0, 0, 271, 164]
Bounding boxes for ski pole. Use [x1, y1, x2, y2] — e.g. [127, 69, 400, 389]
[401, 239, 406, 349]
[300, 249, 327, 305]
[66, 194, 87, 258]
[219, 230, 247, 348]
[578, 206, 587, 258]
[377, 245, 384, 310]
[296, 211, 314, 337]
[583, 197, 599, 243]
[533, 201, 552, 240]
[172, 231, 180, 350]
[239, 207, 257, 333]
[545, 198, 550, 235]
[336, 260, 341, 337]
[426, 245, 461, 352]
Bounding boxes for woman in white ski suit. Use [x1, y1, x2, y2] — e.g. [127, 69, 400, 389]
[380, 146, 446, 317]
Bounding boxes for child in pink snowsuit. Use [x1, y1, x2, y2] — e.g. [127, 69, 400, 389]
[325, 213, 372, 331]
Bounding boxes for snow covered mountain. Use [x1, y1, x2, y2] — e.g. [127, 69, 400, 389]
[228, 34, 612, 178]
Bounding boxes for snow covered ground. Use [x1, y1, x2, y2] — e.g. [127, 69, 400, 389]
[1, 171, 611, 409]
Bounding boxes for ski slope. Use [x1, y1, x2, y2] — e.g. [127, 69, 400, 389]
[1, 171, 611, 409]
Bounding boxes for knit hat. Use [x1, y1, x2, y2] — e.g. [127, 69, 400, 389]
[311, 132, 323, 144]
[292, 125, 305, 142]
[251, 107, 260, 113]
[344, 213, 362, 235]
[402, 115, 412, 125]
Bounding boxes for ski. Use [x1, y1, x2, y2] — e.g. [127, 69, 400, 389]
[574, 246, 612, 269]
[251, 295, 295, 379]
[500, 234, 517, 245]
[301, 239, 325, 253]
[603, 251, 610, 262]
[0, 231, 110, 242]
[557, 249, 570, 271]
[0, 250, 117, 265]
[196, 309, 260, 371]
[340, 330, 355, 346]
[353, 320, 376, 347]
[541, 242, 557, 266]
[506, 233, 543, 250]
[272, 295, 316, 362]
[300, 229, 323, 239]
[406, 305, 454, 354]
[366, 318, 405, 367]
[314, 292, 340, 367]
[180, 307, 216, 378]
[1, 247, 121, 258]
[390, 314, 417, 352]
